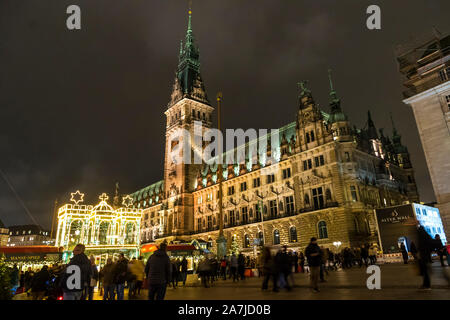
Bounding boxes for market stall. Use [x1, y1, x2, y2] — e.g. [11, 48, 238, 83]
[0, 246, 63, 271]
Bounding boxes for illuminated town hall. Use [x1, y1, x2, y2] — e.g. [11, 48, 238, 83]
[126, 10, 420, 256]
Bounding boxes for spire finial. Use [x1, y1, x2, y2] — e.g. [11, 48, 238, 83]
[187, 1, 192, 32]
[328, 69, 334, 92]
[390, 112, 399, 136]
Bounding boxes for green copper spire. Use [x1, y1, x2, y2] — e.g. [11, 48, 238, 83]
[328, 69, 341, 109]
[328, 69, 336, 96]
[169, 8, 209, 107]
[327, 69, 347, 123]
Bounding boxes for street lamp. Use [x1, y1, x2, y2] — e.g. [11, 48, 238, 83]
[333, 241, 342, 252]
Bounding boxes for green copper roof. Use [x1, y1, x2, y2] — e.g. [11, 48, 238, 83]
[131, 180, 164, 202]
[200, 122, 297, 179]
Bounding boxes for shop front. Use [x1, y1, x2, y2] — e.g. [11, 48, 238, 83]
[0, 246, 63, 271]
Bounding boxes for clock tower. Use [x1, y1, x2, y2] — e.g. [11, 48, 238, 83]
[163, 10, 214, 236]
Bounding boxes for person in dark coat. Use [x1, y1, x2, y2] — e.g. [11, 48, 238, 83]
[100, 258, 116, 300]
[9, 264, 19, 294]
[417, 225, 435, 289]
[31, 265, 50, 300]
[170, 259, 179, 288]
[84, 256, 99, 300]
[261, 247, 278, 292]
[60, 244, 92, 300]
[293, 252, 299, 273]
[305, 237, 322, 293]
[145, 243, 171, 300]
[434, 234, 445, 267]
[24, 267, 34, 296]
[275, 246, 292, 290]
[237, 253, 246, 280]
[400, 243, 409, 264]
[113, 253, 128, 300]
[361, 245, 369, 267]
[180, 257, 188, 286]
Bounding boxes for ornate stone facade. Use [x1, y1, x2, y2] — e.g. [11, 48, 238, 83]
[132, 11, 419, 254]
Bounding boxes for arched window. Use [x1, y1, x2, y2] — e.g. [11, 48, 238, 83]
[69, 220, 83, 246]
[98, 221, 109, 245]
[244, 234, 250, 248]
[318, 221, 328, 239]
[124, 223, 136, 244]
[325, 189, 332, 201]
[258, 231, 264, 245]
[304, 194, 310, 206]
[354, 218, 360, 234]
[273, 229, 280, 245]
[289, 226, 297, 243]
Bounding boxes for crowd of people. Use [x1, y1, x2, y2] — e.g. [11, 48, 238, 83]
[5, 224, 450, 300]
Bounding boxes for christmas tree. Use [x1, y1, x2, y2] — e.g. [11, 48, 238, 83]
[229, 236, 240, 255]
[0, 254, 13, 300]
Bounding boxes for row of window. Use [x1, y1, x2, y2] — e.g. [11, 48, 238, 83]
[197, 196, 295, 230]
[9, 230, 49, 236]
[191, 109, 210, 121]
[302, 155, 325, 171]
[225, 170, 291, 196]
[240, 221, 329, 248]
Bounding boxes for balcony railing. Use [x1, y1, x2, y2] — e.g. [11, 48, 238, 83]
[403, 74, 450, 98]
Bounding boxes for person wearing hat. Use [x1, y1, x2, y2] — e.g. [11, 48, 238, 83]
[305, 237, 322, 293]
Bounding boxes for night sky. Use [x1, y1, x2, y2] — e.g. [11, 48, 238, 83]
[0, 1, 449, 230]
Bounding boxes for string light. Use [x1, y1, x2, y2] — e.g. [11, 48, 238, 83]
[55, 192, 143, 262]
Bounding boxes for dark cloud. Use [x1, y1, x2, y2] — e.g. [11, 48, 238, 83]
[0, 0, 449, 228]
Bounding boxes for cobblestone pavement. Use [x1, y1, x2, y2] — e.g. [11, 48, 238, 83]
[14, 262, 450, 300]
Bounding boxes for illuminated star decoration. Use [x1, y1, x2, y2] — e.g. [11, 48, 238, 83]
[99, 193, 109, 203]
[70, 190, 85, 205]
[122, 195, 134, 208]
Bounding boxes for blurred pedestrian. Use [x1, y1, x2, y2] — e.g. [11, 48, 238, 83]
[417, 225, 435, 290]
[180, 257, 188, 286]
[238, 253, 246, 281]
[30, 265, 50, 300]
[100, 258, 115, 300]
[114, 253, 128, 300]
[299, 252, 305, 273]
[434, 234, 445, 267]
[305, 237, 322, 293]
[230, 254, 238, 282]
[170, 259, 179, 288]
[84, 256, 99, 300]
[400, 243, 409, 264]
[293, 251, 299, 273]
[220, 256, 227, 280]
[261, 247, 278, 292]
